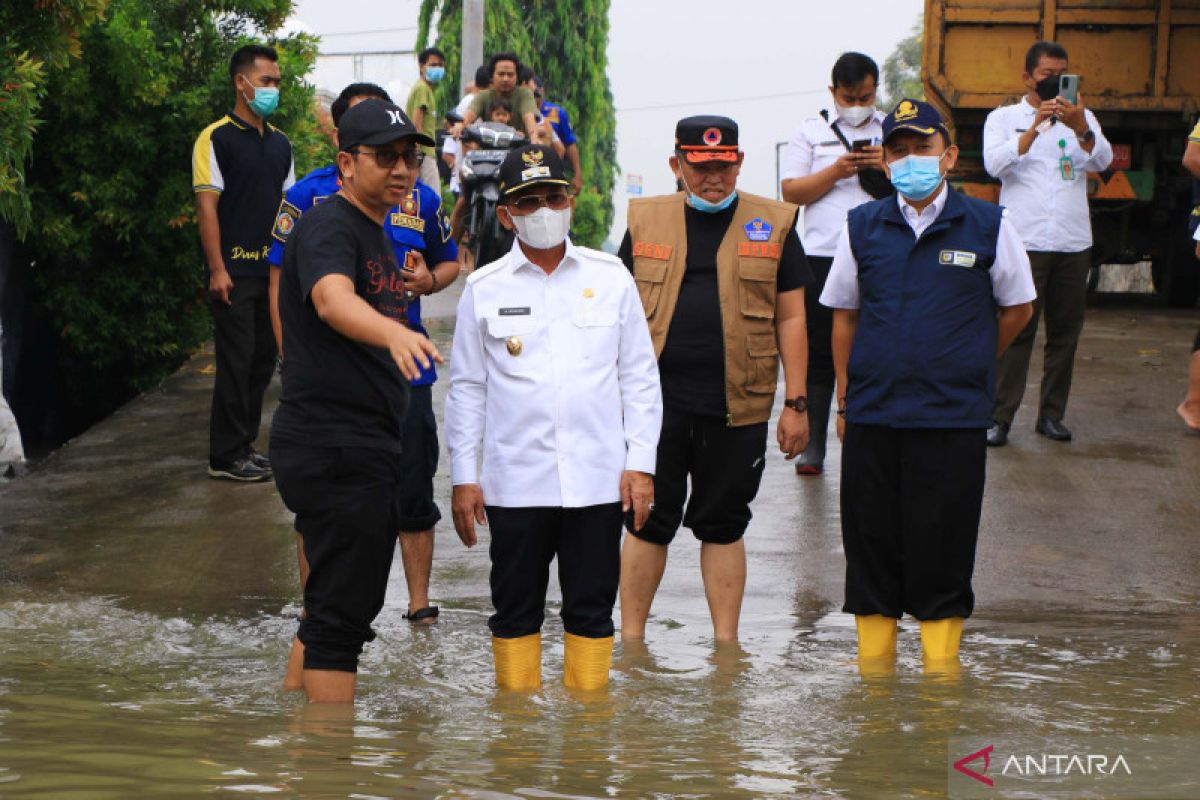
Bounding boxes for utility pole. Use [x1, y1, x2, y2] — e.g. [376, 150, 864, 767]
[461, 0, 484, 91]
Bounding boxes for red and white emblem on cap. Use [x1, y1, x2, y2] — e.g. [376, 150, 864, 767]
[702, 127, 722, 146]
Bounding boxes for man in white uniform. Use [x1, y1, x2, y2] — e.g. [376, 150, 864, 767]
[445, 144, 662, 692]
[781, 52, 889, 475]
[983, 40, 1112, 446]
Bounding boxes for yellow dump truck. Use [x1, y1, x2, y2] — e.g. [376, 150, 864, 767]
[922, 0, 1200, 306]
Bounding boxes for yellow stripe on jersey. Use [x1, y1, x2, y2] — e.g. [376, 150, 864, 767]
[192, 117, 229, 193]
[1190, 120, 1200, 143]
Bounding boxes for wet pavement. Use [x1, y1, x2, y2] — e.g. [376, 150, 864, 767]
[0, 287, 1197, 798]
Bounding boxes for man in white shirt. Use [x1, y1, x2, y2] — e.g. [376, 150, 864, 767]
[983, 41, 1113, 446]
[445, 144, 662, 692]
[821, 99, 1035, 673]
[781, 51, 888, 475]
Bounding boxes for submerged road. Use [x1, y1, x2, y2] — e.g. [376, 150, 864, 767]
[0, 287, 1197, 798]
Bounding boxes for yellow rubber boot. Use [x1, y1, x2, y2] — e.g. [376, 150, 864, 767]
[492, 633, 542, 691]
[920, 617, 964, 661]
[563, 633, 614, 691]
[855, 615, 898, 659]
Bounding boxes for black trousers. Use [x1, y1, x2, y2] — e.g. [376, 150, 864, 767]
[801, 256, 836, 467]
[840, 423, 986, 621]
[209, 276, 277, 464]
[272, 444, 402, 672]
[486, 503, 623, 639]
[632, 406, 768, 545]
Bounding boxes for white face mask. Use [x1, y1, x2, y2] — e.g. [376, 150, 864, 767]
[511, 206, 571, 250]
[836, 103, 875, 127]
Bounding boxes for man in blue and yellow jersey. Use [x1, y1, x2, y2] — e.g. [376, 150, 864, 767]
[193, 43, 295, 482]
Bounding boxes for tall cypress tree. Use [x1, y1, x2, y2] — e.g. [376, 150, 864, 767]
[417, 0, 617, 247]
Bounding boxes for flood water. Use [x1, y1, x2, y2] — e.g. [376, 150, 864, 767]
[1, 304, 1198, 798]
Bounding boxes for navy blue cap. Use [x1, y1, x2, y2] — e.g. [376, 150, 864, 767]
[882, 98, 951, 143]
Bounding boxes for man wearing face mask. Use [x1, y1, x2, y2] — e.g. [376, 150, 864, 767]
[822, 100, 1035, 673]
[406, 47, 446, 193]
[983, 41, 1113, 446]
[618, 116, 813, 644]
[781, 51, 888, 477]
[445, 144, 661, 691]
[193, 44, 295, 482]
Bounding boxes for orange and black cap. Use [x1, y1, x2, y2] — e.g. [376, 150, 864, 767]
[675, 115, 740, 163]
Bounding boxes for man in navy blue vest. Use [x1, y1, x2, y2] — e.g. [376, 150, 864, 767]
[821, 99, 1035, 674]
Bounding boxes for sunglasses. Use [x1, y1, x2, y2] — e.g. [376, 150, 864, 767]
[348, 147, 424, 170]
[507, 191, 571, 213]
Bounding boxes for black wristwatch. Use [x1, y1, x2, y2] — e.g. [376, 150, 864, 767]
[1077, 129, 1095, 145]
[783, 395, 808, 413]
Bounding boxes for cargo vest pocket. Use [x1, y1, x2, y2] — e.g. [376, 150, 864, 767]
[633, 258, 668, 319]
[738, 259, 777, 320]
[745, 333, 779, 394]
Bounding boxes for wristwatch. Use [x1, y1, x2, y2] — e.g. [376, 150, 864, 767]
[1077, 129, 1094, 145]
[783, 395, 808, 413]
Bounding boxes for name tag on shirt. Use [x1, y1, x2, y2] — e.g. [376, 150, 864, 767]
[939, 250, 978, 268]
[499, 306, 531, 316]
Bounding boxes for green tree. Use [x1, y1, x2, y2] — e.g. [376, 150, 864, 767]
[417, 0, 617, 248]
[881, 17, 925, 112]
[18, 0, 326, 425]
[0, 0, 110, 234]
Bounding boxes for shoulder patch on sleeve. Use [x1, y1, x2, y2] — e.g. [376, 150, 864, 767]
[271, 200, 302, 243]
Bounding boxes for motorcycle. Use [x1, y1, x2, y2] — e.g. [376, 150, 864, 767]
[459, 121, 525, 269]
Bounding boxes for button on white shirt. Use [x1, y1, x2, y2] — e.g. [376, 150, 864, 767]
[820, 183, 1037, 310]
[445, 238, 663, 508]
[983, 98, 1113, 253]
[781, 108, 886, 257]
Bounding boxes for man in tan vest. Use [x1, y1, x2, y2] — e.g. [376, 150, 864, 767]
[618, 115, 813, 642]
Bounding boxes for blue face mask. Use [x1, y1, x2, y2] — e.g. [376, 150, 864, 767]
[426, 66, 445, 83]
[888, 153, 945, 201]
[243, 82, 279, 118]
[679, 168, 737, 213]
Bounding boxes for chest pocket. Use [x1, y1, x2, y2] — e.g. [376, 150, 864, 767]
[388, 218, 425, 251]
[633, 259, 668, 319]
[484, 314, 540, 375]
[572, 302, 620, 363]
[738, 258, 778, 321]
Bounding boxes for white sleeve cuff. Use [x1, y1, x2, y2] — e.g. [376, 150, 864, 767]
[450, 456, 479, 486]
[624, 447, 657, 475]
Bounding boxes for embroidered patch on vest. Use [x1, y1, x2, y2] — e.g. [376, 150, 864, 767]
[938, 249, 978, 268]
[632, 241, 673, 260]
[744, 217, 772, 242]
[390, 211, 425, 233]
[738, 241, 783, 259]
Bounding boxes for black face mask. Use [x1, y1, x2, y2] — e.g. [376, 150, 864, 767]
[1035, 74, 1061, 102]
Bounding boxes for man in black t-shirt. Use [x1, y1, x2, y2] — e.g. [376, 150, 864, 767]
[619, 116, 813, 644]
[269, 99, 442, 704]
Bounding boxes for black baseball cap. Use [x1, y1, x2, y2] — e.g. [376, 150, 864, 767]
[882, 98, 951, 144]
[337, 98, 435, 151]
[498, 144, 570, 196]
[675, 115, 739, 163]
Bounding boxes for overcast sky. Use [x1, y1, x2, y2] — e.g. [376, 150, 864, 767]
[291, 0, 924, 243]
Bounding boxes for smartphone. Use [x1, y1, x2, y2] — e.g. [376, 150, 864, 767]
[852, 139, 872, 152]
[1058, 74, 1080, 104]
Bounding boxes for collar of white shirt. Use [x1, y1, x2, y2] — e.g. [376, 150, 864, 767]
[507, 235, 581, 276]
[895, 181, 950, 232]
